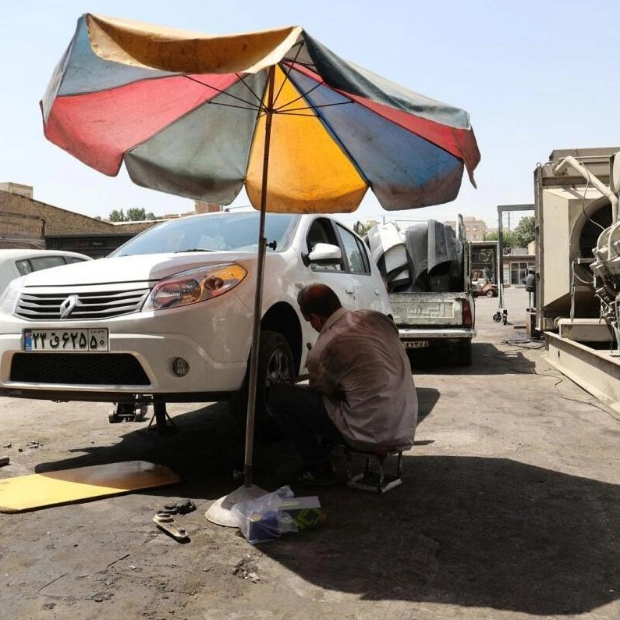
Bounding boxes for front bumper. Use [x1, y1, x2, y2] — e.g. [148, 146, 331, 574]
[0, 292, 252, 400]
[0, 330, 248, 400]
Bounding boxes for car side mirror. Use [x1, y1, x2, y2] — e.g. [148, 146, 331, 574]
[303, 243, 342, 266]
[309, 243, 342, 262]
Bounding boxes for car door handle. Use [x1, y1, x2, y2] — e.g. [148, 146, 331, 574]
[345, 287, 354, 295]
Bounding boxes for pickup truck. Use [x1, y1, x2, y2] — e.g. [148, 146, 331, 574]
[367, 216, 476, 366]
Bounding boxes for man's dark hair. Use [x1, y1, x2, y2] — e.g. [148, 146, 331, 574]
[297, 283, 342, 319]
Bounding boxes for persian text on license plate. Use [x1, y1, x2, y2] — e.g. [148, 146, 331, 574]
[406, 302, 454, 319]
[23, 329, 109, 352]
[404, 340, 429, 349]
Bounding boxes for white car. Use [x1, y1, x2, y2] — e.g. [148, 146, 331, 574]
[0, 249, 91, 295]
[0, 212, 390, 418]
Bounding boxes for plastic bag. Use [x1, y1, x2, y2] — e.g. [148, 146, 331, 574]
[231, 485, 299, 544]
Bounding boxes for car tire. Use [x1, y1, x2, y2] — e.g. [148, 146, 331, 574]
[454, 340, 472, 367]
[233, 330, 295, 435]
[486, 289, 494, 297]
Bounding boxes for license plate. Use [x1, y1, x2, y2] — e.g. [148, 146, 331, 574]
[23, 329, 109, 352]
[404, 340, 429, 349]
[406, 302, 454, 319]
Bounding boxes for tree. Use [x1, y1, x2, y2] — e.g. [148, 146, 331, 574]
[108, 208, 157, 222]
[109, 209, 126, 222]
[514, 216, 535, 248]
[484, 229, 518, 248]
[126, 208, 153, 221]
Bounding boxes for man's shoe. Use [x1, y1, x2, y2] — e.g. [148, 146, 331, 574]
[296, 469, 339, 487]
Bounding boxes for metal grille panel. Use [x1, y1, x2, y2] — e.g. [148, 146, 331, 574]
[15, 288, 150, 320]
[10, 353, 150, 385]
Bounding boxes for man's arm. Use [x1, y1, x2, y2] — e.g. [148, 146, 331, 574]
[308, 346, 345, 400]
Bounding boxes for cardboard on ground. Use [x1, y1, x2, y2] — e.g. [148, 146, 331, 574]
[0, 460, 179, 513]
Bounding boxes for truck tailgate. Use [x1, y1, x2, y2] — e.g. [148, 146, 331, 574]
[390, 292, 465, 327]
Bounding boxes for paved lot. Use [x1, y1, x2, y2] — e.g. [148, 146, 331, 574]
[1, 287, 619, 619]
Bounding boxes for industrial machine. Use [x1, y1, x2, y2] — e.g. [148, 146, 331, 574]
[590, 153, 620, 352]
[534, 147, 620, 413]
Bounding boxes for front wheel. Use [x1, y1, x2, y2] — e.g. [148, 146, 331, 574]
[233, 330, 295, 434]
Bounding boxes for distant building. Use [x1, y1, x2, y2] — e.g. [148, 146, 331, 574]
[0, 182, 34, 198]
[0, 184, 232, 257]
[0, 183, 166, 257]
[195, 201, 223, 214]
[444, 216, 487, 242]
[460, 216, 487, 242]
[503, 247, 535, 287]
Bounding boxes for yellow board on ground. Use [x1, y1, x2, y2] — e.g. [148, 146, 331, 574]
[0, 461, 180, 513]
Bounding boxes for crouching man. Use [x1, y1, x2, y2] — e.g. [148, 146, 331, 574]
[267, 283, 418, 485]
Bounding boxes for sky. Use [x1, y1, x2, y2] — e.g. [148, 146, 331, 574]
[2, 0, 620, 231]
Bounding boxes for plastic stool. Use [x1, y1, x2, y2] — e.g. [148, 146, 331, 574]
[344, 447, 403, 493]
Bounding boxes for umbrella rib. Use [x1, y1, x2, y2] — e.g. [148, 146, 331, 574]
[270, 42, 306, 109]
[207, 100, 264, 112]
[272, 76, 322, 113]
[183, 74, 263, 111]
[274, 100, 353, 115]
[275, 51, 360, 116]
[233, 73, 269, 110]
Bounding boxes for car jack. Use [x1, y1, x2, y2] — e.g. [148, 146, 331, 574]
[109, 402, 149, 424]
[147, 402, 177, 436]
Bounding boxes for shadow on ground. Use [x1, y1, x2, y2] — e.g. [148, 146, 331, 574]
[409, 341, 538, 376]
[32, 387, 440, 496]
[261, 455, 620, 616]
[23, 392, 620, 615]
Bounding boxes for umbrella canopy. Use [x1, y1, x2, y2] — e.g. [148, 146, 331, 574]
[41, 14, 480, 498]
[42, 14, 480, 214]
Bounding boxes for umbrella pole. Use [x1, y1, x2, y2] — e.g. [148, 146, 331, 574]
[243, 67, 276, 488]
[205, 68, 275, 526]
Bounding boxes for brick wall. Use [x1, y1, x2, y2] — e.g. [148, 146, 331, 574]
[0, 190, 180, 253]
[0, 190, 116, 235]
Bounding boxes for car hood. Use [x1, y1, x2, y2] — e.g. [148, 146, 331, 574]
[19, 252, 262, 287]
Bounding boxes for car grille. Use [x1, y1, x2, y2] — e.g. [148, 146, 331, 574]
[15, 288, 150, 320]
[10, 353, 150, 385]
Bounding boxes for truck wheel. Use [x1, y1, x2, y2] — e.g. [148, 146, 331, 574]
[455, 340, 472, 367]
[233, 330, 295, 436]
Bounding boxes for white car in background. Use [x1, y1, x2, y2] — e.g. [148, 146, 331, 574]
[0, 212, 390, 420]
[0, 249, 91, 295]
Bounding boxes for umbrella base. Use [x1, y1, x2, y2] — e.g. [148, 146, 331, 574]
[205, 484, 267, 527]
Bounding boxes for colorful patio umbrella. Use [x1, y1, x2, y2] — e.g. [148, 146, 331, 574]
[41, 14, 480, 512]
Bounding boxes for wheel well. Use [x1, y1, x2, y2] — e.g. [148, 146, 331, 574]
[261, 302, 303, 374]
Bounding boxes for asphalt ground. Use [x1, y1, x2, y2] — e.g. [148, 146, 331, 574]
[1, 286, 619, 619]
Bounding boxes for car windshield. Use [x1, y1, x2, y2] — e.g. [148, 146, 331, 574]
[109, 212, 301, 257]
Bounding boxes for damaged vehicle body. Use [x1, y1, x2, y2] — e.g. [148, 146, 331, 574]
[367, 216, 476, 366]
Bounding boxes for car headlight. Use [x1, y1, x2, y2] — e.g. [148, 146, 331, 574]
[143, 263, 247, 311]
[0, 279, 22, 315]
